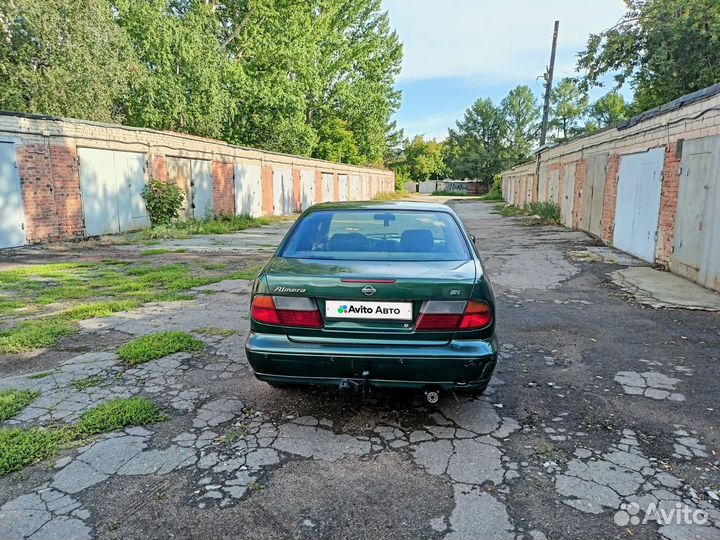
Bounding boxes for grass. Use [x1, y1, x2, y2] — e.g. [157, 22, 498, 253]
[478, 191, 504, 201]
[194, 326, 237, 337]
[72, 375, 104, 391]
[0, 428, 70, 477]
[140, 248, 187, 256]
[372, 190, 406, 201]
[0, 259, 258, 354]
[224, 265, 263, 281]
[494, 204, 525, 217]
[27, 372, 53, 380]
[118, 331, 205, 366]
[0, 390, 41, 421]
[73, 397, 166, 436]
[0, 397, 166, 476]
[139, 214, 269, 240]
[0, 300, 25, 314]
[526, 202, 561, 224]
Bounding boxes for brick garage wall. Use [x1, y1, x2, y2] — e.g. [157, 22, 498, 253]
[211, 161, 235, 215]
[0, 112, 394, 244]
[500, 85, 720, 265]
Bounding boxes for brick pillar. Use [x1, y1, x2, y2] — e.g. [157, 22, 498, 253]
[17, 144, 59, 242]
[262, 165, 274, 216]
[600, 153, 621, 243]
[149, 153, 168, 181]
[50, 146, 83, 238]
[333, 172, 339, 201]
[315, 170, 323, 204]
[572, 159, 587, 229]
[212, 160, 235, 215]
[656, 142, 681, 265]
[292, 168, 301, 211]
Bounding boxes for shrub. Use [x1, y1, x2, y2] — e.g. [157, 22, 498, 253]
[118, 331, 205, 365]
[73, 398, 166, 435]
[141, 178, 184, 225]
[480, 175, 504, 201]
[526, 202, 561, 223]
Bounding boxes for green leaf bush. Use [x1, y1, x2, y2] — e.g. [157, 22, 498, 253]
[141, 178, 185, 225]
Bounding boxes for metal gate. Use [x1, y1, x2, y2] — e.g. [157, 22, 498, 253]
[300, 169, 316, 210]
[167, 157, 193, 220]
[560, 163, 576, 227]
[613, 148, 665, 262]
[272, 167, 293, 215]
[191, 160, 213, 218]
[321, 173, 334, 202]
[670, 136, 720, 292]
[337, 174, 349, 201]
[234, 163, 263, 217]
[350, 174, 361, 201]
[580, 153, 608, 238]
[537, 165, 548, 202]
[547, 168, 560, 204]
[78, 148, 149, 236]
[0, 142, 26, 248]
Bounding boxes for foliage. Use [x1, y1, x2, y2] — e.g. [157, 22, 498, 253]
[526, 202, 561, 224]
[479, 176, 504, 201]
[141, 178, 185, 226]
[72, 375, 104, 391]
[549, 78, 589, 141]
[445, 98, 508, 187]
[587, 92, 629, 130]
[0, 0, 402, 166]
[0, 427, 70, 477]
[501, 85, 540, 164]
[576, 0, 720, 112]
[73, 398, 166, 435]
[398, 136, 448, 181]
[0, 390, 40, 421]
[0, 0, 134, 122]
[117, 331, 205, 365]
[139, 214, 269, 239]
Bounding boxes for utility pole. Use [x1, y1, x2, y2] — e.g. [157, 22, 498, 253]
[539, 20, 559, 147]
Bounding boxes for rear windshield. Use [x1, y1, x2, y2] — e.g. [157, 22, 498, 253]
[281, 209, 470, 261]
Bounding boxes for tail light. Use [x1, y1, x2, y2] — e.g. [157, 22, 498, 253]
[416, 300, 492, 332]
[250, 295, 323, 328]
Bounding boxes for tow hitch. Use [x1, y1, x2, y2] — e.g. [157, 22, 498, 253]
[339, 370, 372, 396]
[424, 389, 440, 404]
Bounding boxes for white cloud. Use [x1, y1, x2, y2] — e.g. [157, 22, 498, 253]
[382, 0, 627, 83]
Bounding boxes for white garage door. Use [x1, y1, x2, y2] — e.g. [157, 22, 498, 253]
[321, 173, 334, 202]
[337, 174, 349, 201]
[272, 167, 293, 215]
[191, 159, 213, 219]
[613, 148, 665, 262]
[670, 136, 720, 292]
[560, 163, 576, 227]
[300, 169, 316, 210]
[350, 174, 361, 201]
[79, 148, 149, 236]
[234, 163, 263, 217]
[0, 142, 26, 248]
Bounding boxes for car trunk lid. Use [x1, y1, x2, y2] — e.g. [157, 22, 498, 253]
[263, 257, 476, 344]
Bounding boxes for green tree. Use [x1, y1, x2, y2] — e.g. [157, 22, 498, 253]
[0, 0, 134, 122]
[587, 92, 629, 130]
[576, 0, 720, 112]
[501, 85, 540, 165]
[400, 136, 447, 181]
[114, 0, 235, 139]
[313, 118, 362, 164]
[549, 78, 589, 141]
[445, 99, 508, 187]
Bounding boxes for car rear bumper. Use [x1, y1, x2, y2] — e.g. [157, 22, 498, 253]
[244, 332, 498, 390]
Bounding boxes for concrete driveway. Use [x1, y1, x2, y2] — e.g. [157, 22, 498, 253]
[0, 200, 718, 540]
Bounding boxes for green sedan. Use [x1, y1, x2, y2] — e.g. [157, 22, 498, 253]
[244, 201, 497, 401]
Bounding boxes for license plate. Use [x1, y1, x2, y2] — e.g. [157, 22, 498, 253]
[325, 300, 413, 320]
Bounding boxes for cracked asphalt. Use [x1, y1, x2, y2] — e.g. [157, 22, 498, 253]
[1, 200, 718, 540]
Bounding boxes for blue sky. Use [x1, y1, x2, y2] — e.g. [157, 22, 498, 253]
[381, 0, 630, 139]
